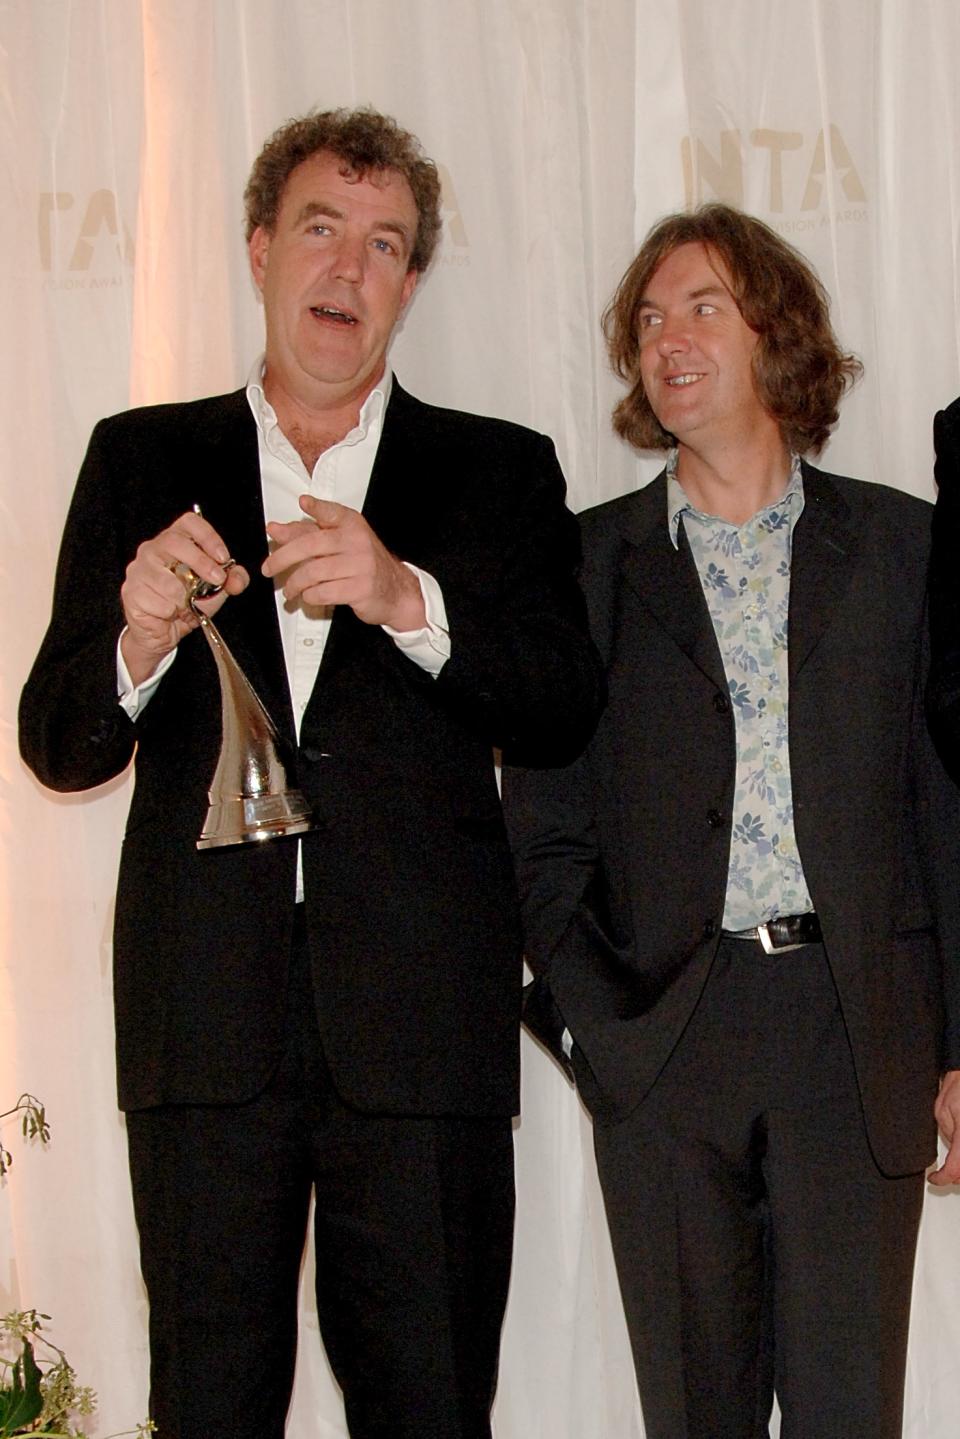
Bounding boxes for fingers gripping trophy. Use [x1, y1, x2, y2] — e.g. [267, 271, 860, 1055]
[125, 503, 313, 849]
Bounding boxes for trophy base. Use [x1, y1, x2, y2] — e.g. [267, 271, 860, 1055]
[197, 790, 315, 850]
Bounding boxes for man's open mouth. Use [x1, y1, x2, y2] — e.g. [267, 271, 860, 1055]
[311, 305, 358, 325]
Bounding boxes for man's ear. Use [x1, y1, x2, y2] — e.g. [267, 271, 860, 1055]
[400, 268, 418, 311]
[248, 226, 270, 292]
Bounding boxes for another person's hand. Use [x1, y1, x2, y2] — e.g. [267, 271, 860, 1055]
[929, 1068, 960, 1186]
[263, 496, 426, 631]
[120, 510, 249, 685]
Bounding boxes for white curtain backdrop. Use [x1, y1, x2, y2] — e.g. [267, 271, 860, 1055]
[2, 2, 960, 1434]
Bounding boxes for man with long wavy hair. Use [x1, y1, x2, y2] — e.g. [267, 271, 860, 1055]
[505, 204, 960, 1439]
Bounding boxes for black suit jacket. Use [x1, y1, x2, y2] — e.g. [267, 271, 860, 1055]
[19, 382, 603, 1116]
[504, 463, 960, 1176]
[928, 396, 960, 785]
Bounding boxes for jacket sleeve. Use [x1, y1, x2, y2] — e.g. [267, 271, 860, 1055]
[19, 418, 139, 792]
[431, 433, 605, 768]
[927, 397, 960, 786]
[501, 747, 600, 979]
[501, 746, 599, 1077]
[916, 585, 960, 1072]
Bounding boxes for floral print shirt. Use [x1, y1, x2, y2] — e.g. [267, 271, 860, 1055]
[666, 452, 814, 931]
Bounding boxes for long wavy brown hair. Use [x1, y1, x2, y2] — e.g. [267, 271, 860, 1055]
[244, 107, 442, 274]
[602, 204, 863, 455]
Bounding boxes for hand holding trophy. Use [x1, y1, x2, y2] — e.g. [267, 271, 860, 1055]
[174, 506, 314, 849]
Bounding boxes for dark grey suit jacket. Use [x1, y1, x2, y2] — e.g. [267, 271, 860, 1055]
[928, 396, 960, 785]
[505, 463, 960, 1177]
[19, 381, 603, 1117]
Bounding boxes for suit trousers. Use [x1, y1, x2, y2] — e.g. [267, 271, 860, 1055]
[126, 908, 515, 1439]
[593, 936, 925, 1439]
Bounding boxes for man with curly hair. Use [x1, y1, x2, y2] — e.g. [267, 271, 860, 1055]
[505, 205, 960, 1439]
[19, 107, 603, 1438]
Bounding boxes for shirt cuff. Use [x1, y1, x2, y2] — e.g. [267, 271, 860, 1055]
[382, 564, 450, 677]
[117, 630, 177, 719]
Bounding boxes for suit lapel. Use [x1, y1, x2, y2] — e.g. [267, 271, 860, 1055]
[311, 380, 432, 684]
[360, 380, 431, 551]
[198, 390, 270, 563]
[618, 476, 727, 693]
[789, 463, 858, 682]
[190, 391, 296, 742]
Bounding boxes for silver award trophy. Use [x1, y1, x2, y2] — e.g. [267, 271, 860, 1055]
[174, 516, 314, 850]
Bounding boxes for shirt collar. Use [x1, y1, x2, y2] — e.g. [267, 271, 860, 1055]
[666, 449, 804, 549]
[244, 355, 393, 449]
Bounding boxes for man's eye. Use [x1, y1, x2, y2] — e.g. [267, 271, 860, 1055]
[694, 303, 717, 316]
[309, 224, 331, 236]
[372, 238, 396, 254]
[639, 312, 661, 329]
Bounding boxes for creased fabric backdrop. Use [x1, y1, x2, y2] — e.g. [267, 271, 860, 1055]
[2, 2, 960, 1434]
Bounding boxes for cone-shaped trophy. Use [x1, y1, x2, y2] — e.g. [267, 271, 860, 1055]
[175, 557, 314, 850]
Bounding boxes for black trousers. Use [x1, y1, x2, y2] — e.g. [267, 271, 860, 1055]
[126, 910, 515, 1439]
[593, 937, 925, 1439]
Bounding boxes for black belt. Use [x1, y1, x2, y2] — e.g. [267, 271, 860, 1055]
[722, 912, 822, 954]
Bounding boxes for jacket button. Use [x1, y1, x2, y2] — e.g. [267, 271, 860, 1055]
[301, 745, 328, 764]
[706, 808, 723, 828]
[703, 919, 718, 939]
[90, 716, 118, 745]
[713, 692, 730, 714]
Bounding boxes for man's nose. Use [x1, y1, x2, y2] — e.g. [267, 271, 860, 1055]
[656, 319, 691, 356]
[331, 235, 364, 284]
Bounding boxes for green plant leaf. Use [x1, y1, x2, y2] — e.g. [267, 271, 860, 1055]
[0, 1337, 44, 1435]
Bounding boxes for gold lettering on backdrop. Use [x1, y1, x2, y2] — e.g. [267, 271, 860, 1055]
[749, 130, 803, 212]
[37, 193, 75, 270]
[800, 125, 866, 210]
[681, 126, 866, 215]
[681, 131, 744, 209]
[37, 190, 135, 272]
[437, 165, 469, 248]
[69, 190, 134, 269]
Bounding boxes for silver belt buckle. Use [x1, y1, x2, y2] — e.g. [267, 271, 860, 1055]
[756, 921, 804, 955]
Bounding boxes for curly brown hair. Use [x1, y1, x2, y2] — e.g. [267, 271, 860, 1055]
[602, 204, 862, 455]
[244, 106, 442, 273]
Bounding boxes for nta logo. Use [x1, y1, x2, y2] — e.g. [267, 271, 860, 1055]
[682, 125, 866, 213]
[38, 190, 134, 272]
